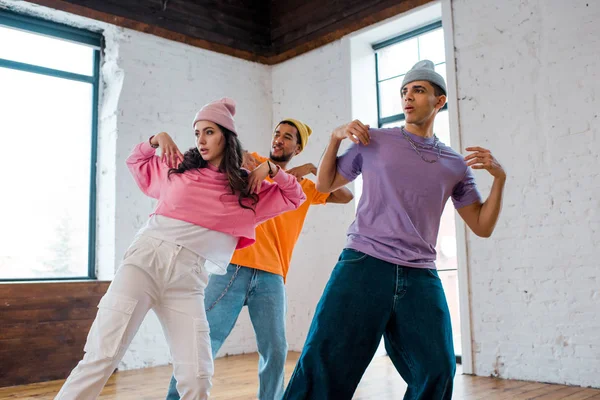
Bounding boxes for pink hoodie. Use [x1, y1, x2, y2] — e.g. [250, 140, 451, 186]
[126, 141, 306, 249]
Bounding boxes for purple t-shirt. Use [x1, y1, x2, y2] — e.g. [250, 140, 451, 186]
[337, 127, 482, 269]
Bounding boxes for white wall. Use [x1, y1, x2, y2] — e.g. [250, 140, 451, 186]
[451, 0, 600, 387]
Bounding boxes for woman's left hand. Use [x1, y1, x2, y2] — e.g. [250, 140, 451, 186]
[153, 132, 184, 168]
[248, 161, 276, 193]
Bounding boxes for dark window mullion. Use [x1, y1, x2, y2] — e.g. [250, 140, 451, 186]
[378, 104, 448, 128]
[376, 60, 444, 84]
[372, 21, 442, 50]
[375, 53, 382, 131]
[0, 58, 95, 83]
[87, 49, 100, 280]
[377, 72, 406, 84]
[0, 9, 101, 48]
[379, 113, 405, 128]
[437, 268, 458, 272]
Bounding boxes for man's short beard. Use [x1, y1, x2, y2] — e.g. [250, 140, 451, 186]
[269, 151, 294, 162]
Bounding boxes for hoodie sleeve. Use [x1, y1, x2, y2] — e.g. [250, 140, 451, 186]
[126, 141, 169, 199]
[253, 168, 307, 225]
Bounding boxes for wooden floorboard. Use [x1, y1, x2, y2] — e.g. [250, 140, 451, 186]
[0, 352, 598, 399]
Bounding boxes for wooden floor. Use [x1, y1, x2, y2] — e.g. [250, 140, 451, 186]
[1, 352, 599, 399]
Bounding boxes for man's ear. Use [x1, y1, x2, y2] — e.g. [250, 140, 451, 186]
[436, 94, 447, 112]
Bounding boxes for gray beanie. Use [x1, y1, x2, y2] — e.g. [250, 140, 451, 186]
[401, 60, 446, 95]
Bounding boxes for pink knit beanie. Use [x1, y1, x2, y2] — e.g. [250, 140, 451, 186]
[192, 97, 237, 135]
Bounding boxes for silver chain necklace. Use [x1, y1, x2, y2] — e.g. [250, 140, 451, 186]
[400, 126, 441, 163]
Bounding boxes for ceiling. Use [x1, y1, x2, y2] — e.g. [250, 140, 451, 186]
[24, 0, 433, 64]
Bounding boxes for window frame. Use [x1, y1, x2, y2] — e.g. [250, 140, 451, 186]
[373, 21, 447, 128]
[0, 10, 102, 281]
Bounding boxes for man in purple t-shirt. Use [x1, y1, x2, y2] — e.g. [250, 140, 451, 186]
[283, 60, 507, 400]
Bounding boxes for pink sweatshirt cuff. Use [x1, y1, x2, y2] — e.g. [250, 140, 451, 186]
[271, 167, 290, 185]
[138, 140, 158, 157]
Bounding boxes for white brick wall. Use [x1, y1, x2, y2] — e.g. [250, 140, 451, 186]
[452, 0, 600, 387]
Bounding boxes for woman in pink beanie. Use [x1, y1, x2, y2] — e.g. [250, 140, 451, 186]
[55, 98, 306, 400]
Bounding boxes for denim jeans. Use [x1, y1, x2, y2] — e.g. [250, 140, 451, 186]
[166, 263, 287, 400]
[282, 248, 455, 400]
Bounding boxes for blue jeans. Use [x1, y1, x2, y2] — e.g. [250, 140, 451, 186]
[283, 249, 456, 400]
[166, 263, 287, 400]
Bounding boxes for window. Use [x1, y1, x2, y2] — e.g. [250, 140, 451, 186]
[373, 22, 463, 357]
[0, 10, 102, 281]
[374, 21, 446, 128]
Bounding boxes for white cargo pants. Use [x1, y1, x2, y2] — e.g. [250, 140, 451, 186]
[55, 235, 213, 400]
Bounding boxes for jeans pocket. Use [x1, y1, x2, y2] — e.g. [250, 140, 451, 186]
[206, 265, 241, 312]
[84, 293, 138, 359]
[339, 248, 368, 263]
[426, 268, 440, 279]
[194, 318, 214, 378]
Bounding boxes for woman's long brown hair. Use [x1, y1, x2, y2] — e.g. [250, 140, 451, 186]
[168, 124, 258, 211]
